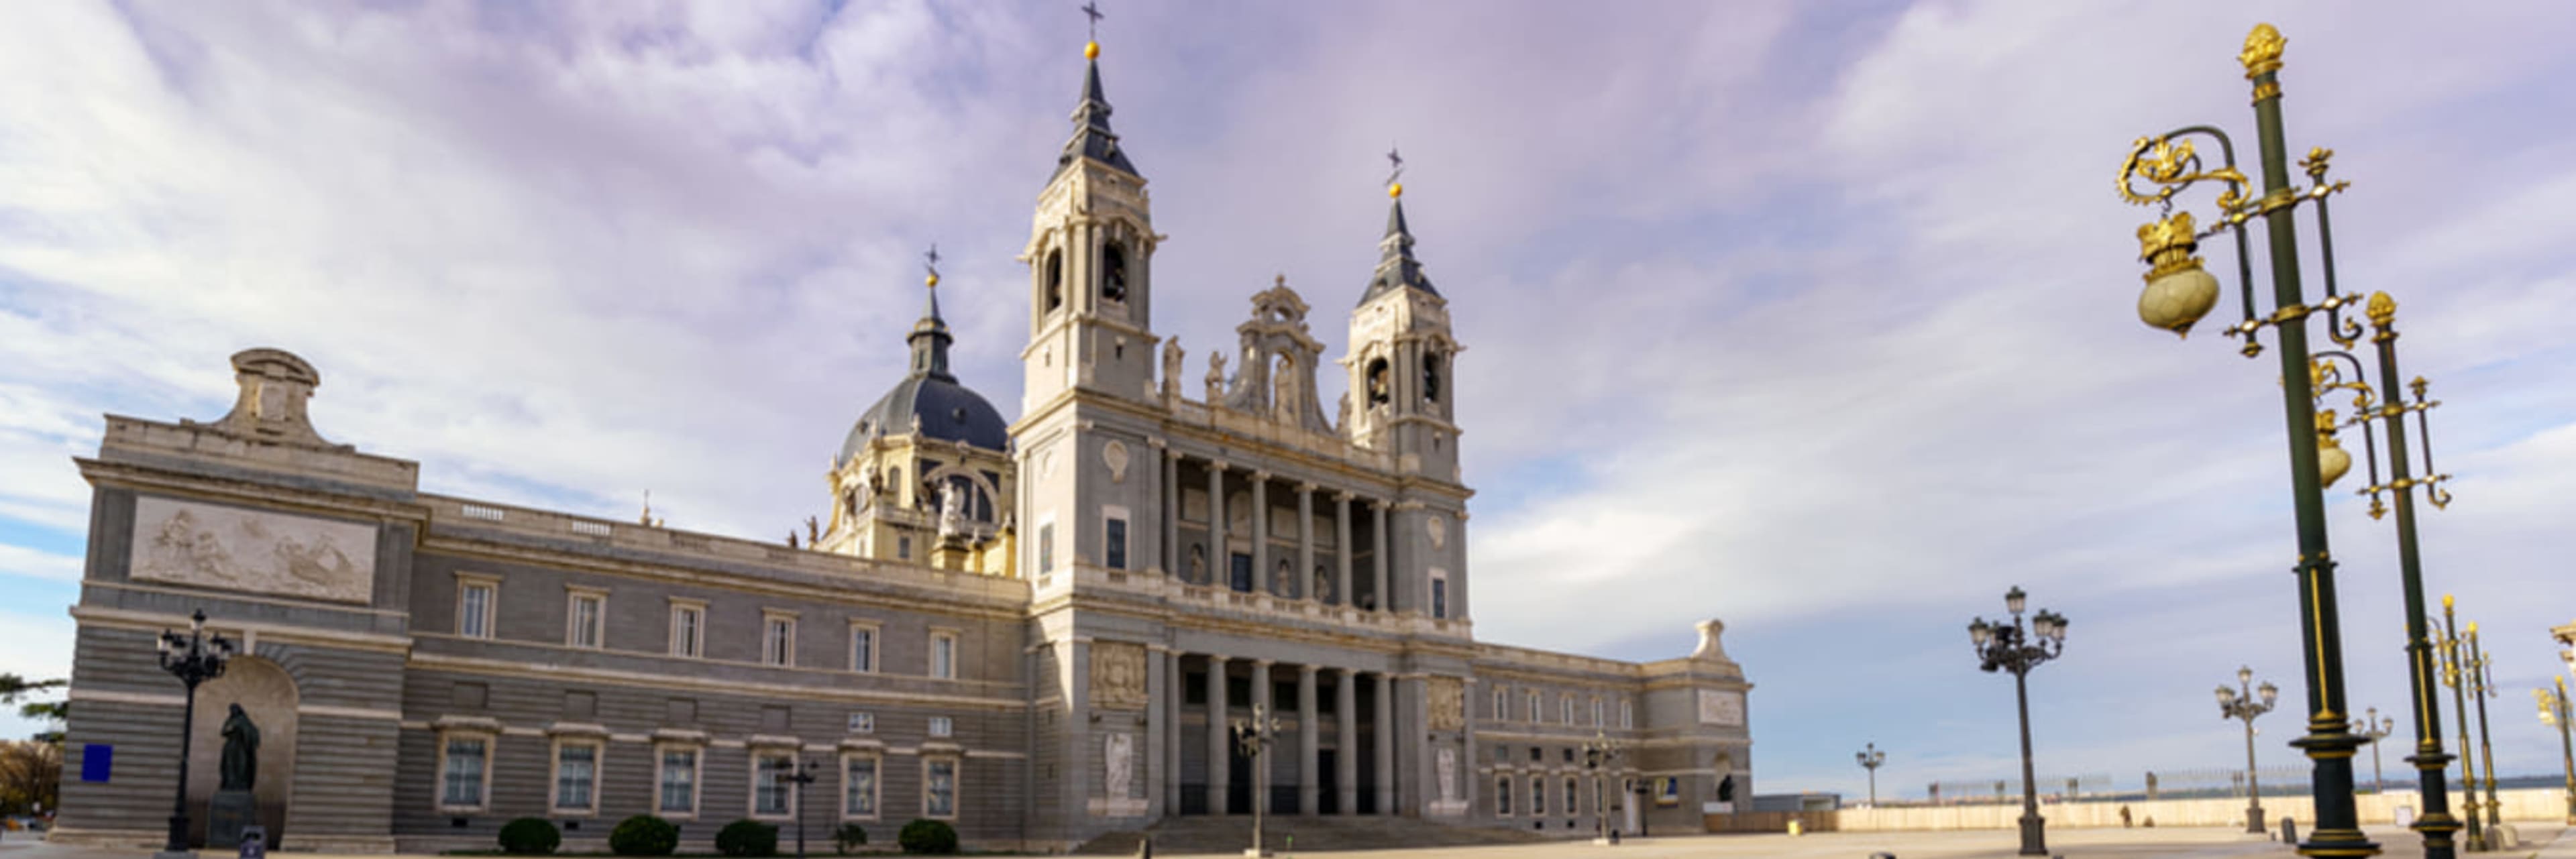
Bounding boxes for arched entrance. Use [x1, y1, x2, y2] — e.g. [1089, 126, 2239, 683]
[186, 655, 298, 846]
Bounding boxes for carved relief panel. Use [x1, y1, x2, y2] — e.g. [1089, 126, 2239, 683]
[1091, 642, 1148, 711]
[1428, 677, 1465, 732]
[129, 497, 376, 604]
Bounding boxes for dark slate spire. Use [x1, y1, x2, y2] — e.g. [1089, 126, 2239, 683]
[1361, 183, 1438, 304]
[1057, 42, 1140, 178]
[908, 266, 954, 380]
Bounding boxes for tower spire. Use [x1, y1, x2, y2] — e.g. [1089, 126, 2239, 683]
[1364, 148, 1436, 304]
[909, 243, 954, 378]
[1058, 3, 1138, 177]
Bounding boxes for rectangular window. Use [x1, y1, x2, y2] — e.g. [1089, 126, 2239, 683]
[1527, 691, 1541, 724]
[567, 589, 606, 649]
[924, 759, 957, 818]
[850, 624, 877, 673]
[930, 632, 957, 679]
[1530, 775, 1546, 815]
[847, 711, 875, 734]
[898, 535, 912, 561]
[1621, 699, 1634, 730]
[669, 602, 704, 658]
[457, 577, 496, 638]
[928, 715, 954, 738]
[553, 740, 600, 814]
[1430, 571, 1448, 619]
[1038, 523, 1055, 572]
[1566, 776, 1581, 814]
[1492, 686, 1507, 720]
[439, 734, 490, 810]
[1229, 553, 1254, 592]
[754, 752, 795, 817]
[1496, 775, 1513, 816]
[658, 747, 699, 815]
[843, 755, 879, 818]
[763, 612, 797, 667]
[1104, 516, 1128, 570]
[1593, 697, 1604, 728]
[1561, 695, 1574, 725]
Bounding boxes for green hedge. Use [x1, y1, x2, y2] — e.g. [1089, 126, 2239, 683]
[896, 818, 957, 855]
[833, 823, 869, 855]
[498, 817, 561, 855]
[608, 815, 680, 856]
[714, 819, 778, 858]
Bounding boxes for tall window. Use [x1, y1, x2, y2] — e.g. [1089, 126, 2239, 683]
[1037, 523, 1055, 572]
[850, 624, 877, 673]
[843, 755, 879, 818]
[763, 612, 797, 667]
[1496, 775, 1513, 816]
[1044, 248, 1065, 312]
[1592, 697, 1604, 728]
[439, 734, 490, 810]
[1564, 776, 1580, 815]
[1104, 516, 1128, 570]
[457, 575, 496, 638]
[930, 632, 957, 680]
[928, 716, 954, 738]
[1492, 686, 1507, 720]
[753, 752, 795, 817]
[566, 589, 606, 648]
[669, 602, 704, 658]
[1526, 691, 1541, 724]
[1430, 570, 1448, 619]
[1560, 694, 1575, 725]
[898, 534, 912, 561]
[1423, 353, 1445, 404]
[924, 759, 958, 818]
[1530, 775, 1546, 815]
[657, 746, 700, 815]
[1621, 699, 1634, 730]
[553, 740, 600, 815]
[1101, 241, 1128, 303]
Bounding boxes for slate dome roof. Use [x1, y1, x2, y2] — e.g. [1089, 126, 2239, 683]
[841, 374, 1008, 459]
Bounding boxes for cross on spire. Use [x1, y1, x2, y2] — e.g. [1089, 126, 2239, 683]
[924, 243, 942, 283]
[1081, 1, 1104, 40]
[1385, 146, 1405, 188]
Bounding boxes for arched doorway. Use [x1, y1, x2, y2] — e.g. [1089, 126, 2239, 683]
[186, 655, 298, 846]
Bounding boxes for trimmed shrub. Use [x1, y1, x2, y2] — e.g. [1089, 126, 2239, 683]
[608, 815, 681, 857]
[833, 823, 869, 856]
[498, 817, 562, 855]
[897, 818, 958, 855]
[715, 819, 779, 858]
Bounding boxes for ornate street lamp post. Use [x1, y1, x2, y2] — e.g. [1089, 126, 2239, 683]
[784, 757, 821, 859]
[154, 610, 237, 859]
[2217, 667, 2280, 834]
[1582, 731, 1625, 844]
[1968, 585, 2065, 856]
[2538, 678, 2575, 825]
[2433, 598, 2484, 851]
[2464, 626, 2500, 832]
[1855, 742, 1886, 807]
[2113, 23, 2482, 858]
[2353, 707, 2396, 795]
[1231, 703, 1282, 858]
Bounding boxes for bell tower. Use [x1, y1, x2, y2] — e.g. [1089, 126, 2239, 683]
[1020, 37, 1163, 412]
[1344, 178, 1464, 485]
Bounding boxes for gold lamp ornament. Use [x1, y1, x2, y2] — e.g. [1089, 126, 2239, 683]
[2315, 410, 2353, 488]
[2135, 211, 2220, 337]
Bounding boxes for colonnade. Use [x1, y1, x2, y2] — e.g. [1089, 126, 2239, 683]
[1162, 450, 1393, 611]
[1158, 651, 1410, 817]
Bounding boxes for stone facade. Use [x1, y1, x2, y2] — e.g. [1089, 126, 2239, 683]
[50, 44, 1754, 854]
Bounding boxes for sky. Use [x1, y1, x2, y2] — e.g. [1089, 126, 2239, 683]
[1, 1, 2573, 803]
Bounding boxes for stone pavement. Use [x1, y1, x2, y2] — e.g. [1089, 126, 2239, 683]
[1, 824, 2565, 859]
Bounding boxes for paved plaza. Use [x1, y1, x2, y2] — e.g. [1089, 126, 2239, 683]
[3, 825, 2569, 859]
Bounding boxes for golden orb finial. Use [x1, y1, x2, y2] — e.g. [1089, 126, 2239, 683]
[2241, 23, 2285, 78]
[1085, 40, 1099, 60]
[2467, 621, 2479, 636]
[2443, 593, 2455, 610]
[1389, 182, 1403, 199]
[926, 272, 940, 288]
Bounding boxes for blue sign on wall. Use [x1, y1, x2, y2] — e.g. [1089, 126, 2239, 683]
[80, 744, 111, 783]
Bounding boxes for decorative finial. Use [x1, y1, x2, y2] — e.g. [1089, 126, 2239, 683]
[641, 490, 655, 526]
[2365, 291, 2395, 327]
[1275, 272, 1286, 288]
[2443, 593, 2455, 610]
[1385, 146, 1405, 198]
[2240, 23, 2285, 78]
[924, 243, 942, 288]
[1082, 1, 1104, 58]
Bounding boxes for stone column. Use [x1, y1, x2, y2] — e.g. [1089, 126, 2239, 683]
[1371, 502, 1390, 613]
[1250, 471, 1270, 595]
[1373, 673, 1395, 815]
[1207, 654, 1230, 815]
[1205, 461, 1226, 587]
[1333, 493, 1352, 609]
[1166, 649, 1185, 811]
[1399, 674, 1430, 816]
[1297, 665, 1319, 814]
[1145, 643, 1167, 817]
[1163, 450, 1181, 577]
[1295, 484, 1314, 602]
[1250, 660, 1274, 815]
[1336, 669, 1359, 815]
[1065, 638, 1091, 821]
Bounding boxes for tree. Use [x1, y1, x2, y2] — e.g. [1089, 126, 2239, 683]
[1, 673, 68, 744]
[0, 740, 60, 815]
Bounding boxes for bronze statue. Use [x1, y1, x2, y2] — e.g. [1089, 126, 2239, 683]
[219, 703, 260, 791]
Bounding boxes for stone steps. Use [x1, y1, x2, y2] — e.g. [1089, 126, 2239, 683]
[1074, 815, 1559, 855]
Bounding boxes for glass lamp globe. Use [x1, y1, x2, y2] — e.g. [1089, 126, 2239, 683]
[2004, 587, 2027, 615]
[2135, 213, 2220, 337]
[2216, 685, 2236, 706]
[2259, 681, 2278, 707]
[2318, 434, 2354, 488]
[1970, 619, 1993, 646]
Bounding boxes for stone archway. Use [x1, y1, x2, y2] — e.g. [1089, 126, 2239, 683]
[186, 655, 298, 846]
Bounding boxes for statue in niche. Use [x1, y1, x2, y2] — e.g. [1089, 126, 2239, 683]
[1161, 339, 1184, 398]
[1272, 355, 1299, 420]
[1435, 747, 1458, 803]
[1188, 545, 1206, 584]
[1273, 559, 1293, 597]
[1313, 565, 1332, 603]
[1204, 352, 1227, 404]
[806, 516, 820, 543]
[219, 703, 260, 791]
[1336, 392, 1350, 431]
[858, 463, 879, 505]
[1104, 734, 1134, 799]
[937, 483, 965, 540]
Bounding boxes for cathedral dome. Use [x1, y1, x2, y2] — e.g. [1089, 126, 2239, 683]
[841, 374, 1008, 459]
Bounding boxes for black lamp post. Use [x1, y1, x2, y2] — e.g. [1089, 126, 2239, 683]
[2353, 707, 2395, 795]
[2537, 678, 2575, 825]
[2464, 626, 2500, 833]
[1231, 703, 1281, 858]
[154, 610, 236, 859]
[1582, 731, 1625, 843]
[2217, 667, 2279, 834]
[2112, 22, 2471, 858]
[1968, 585, 2065, 857]
[2434, 597, 2484, 852]
[784, 757, 820, 859]
[1854, 742, 1885, 807]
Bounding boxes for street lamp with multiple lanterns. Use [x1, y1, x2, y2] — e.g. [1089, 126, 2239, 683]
[1230, 703, 1283, 858]
[1855, 742, 1886, 808]
[1581, 731, 1626, 844]
[1968, 586, 2067, 857]
[2352, 707, 2396, 795]
[154, 610, 237, 859]
[2433, 597, 2486, 852]
[2538, 678, 2575, 825]
[2216, 667, 2279, 834]
[2463, 624, 2500, 834]
[2116, 21, 2479, 859]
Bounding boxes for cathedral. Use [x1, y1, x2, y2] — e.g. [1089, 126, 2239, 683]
[49, 36, 1753, 854]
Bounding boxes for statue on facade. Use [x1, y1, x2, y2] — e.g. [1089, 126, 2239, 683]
[1161, 339, 1183, 398]
[805, 516, 820, 543]
[1336, 392, 1350, 432]
[219, 703, 260, 791]
[937, 483, 965, 540]
[1203, 352, 1227, 404]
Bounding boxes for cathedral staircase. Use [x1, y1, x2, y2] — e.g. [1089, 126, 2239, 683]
[1072, 815, 1557, 855]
